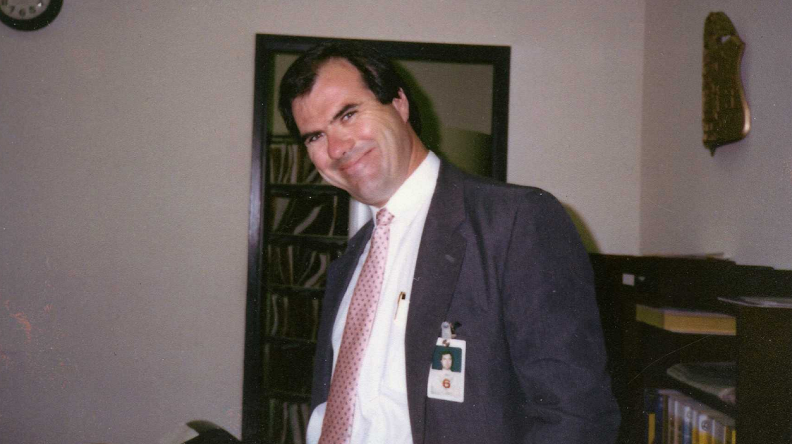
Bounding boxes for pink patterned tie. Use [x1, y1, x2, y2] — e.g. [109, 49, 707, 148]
[319, 208, 394, 444]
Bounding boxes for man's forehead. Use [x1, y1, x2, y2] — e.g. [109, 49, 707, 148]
[317, 57, 360, 78]
[300, 59, 368, 103]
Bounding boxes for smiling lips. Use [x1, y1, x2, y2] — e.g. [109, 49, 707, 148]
[339, 146, 374, 175]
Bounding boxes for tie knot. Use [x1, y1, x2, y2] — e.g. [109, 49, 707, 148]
[376, 208, 394, 227]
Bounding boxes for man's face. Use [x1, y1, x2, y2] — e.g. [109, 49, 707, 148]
[441, 354, 453, 370]
[291, 59, 416, 207]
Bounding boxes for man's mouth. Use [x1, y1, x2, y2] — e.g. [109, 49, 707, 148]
[339, 147, 373, 174]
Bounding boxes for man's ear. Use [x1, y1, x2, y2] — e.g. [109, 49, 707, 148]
[391, 88, 410, 123]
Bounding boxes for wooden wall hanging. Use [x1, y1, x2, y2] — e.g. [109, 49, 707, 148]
[702, 12, 751, 155]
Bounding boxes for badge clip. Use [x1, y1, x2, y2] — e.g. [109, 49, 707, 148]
[441, 321, 455, 346]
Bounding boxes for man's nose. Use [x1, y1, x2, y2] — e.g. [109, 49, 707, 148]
[326, 131, 353, 160]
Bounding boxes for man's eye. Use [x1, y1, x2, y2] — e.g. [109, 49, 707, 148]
[341, 111, 356, 121]
[304, 134, 323, 145]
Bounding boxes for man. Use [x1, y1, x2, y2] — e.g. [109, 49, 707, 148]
[278, 42, 620, 444]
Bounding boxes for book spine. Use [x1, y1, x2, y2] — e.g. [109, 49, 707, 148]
[672, 396, 682, 444]
[655, 391, 665, 444]
[696, 411, 712, 444]
[711, 418, 726, 444]
[663, 392, 671, 444]
[726, 427, 736, 444]
[648, 412, 657, 444]
[645, 389, 655, 444]
[690, 406, 699, 444]
[665, 393, 674, 444]
[681, 402, 694, 444]
[645, 388, 665, 444]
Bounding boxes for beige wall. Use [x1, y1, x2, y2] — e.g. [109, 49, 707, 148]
[0, 1, 644, 443]
[640, 1, 792, 268]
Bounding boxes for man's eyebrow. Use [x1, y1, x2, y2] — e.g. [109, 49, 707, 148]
[332, 103, 359, 122]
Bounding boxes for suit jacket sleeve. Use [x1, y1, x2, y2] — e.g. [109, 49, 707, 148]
[502, 191, 620, 443]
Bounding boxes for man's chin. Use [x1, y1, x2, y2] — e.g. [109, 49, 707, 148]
[349, 189, 391, 208]
[341, 180, 386, 205]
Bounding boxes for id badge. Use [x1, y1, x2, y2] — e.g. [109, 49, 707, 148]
[426, 337, 466, 402]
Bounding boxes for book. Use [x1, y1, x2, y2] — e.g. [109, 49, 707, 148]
[644, 389, 659, 444]
[652, 390, 734, 444]
[707, 406, 735, 444]
[635, 304, 736, 335]
[669, 395, 681, 444]
[682, 403, 695, 444]
[710, 417, 728, 444]
[666, 362, 736, 405]
[697, 410, 712, 444]
[663, 390, 672, 444]
[645, 388, 673, 444]
[647, 410, 657, 444]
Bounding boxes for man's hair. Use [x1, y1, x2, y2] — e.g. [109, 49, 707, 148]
[278, 41, 422, 142]
[440, 351, 453, 358]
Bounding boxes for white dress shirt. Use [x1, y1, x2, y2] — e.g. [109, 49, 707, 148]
[306, 151, 440, 444]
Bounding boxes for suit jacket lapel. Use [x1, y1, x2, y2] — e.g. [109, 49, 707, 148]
[405, 161, 468, 444]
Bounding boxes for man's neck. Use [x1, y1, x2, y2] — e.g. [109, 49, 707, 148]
[405, 134, 429, 178]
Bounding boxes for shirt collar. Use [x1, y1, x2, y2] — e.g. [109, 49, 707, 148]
[369, 151, 440, 225]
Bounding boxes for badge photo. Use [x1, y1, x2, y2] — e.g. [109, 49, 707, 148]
[426, 337, 466, 402]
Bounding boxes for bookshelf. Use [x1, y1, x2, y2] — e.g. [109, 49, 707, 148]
[260, 134, 350, 442]
[589, 255, 792, 444]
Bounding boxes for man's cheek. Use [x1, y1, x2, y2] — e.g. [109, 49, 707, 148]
[308, 151, 329, 174]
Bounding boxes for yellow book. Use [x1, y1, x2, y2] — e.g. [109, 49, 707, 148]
[636, 304, 736, 335]
[697, 411, 713, 444]
[709, 409, 735, 444]
[648, 412, 656, 444]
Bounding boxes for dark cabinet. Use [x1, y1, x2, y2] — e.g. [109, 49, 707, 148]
[590, 254, 792, 444]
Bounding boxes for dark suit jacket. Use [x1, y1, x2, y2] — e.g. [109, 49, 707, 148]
[311, 160, 620, 443]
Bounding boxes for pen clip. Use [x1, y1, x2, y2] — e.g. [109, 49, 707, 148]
[394, 292, 407, 320]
